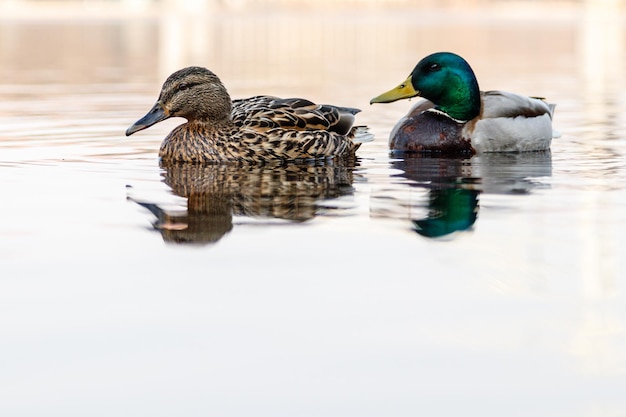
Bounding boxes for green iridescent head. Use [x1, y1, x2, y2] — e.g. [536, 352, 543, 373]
[371, 52, 481, 121]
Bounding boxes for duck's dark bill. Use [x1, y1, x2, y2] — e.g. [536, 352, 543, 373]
[370, 75, 420, 104]
[126, 102, 168, 136]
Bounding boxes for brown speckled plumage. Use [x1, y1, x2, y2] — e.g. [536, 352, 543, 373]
[126, 67, 371, 163]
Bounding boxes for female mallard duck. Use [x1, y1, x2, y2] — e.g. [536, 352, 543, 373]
[126, 66, 371, 163]
[370, 52, 556, 154]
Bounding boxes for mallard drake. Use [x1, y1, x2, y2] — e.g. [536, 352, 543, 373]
[370, 52, 556, 154]
[126, 66, 371, 163]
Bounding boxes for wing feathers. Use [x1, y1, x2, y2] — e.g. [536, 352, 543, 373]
[232, 95, 360, 135]
[481, 91, 553, 119]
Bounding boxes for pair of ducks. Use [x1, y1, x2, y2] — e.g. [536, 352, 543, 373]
[126, 52, 556, 163]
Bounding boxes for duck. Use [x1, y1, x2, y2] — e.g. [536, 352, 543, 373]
[370, 52, 556, 154]
[126, 66, 371, 163]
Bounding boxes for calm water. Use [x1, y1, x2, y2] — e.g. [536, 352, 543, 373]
[1, 3, 626, 417]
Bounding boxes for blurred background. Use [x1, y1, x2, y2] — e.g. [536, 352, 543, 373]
[1, 0, 624, 135]
[0, 0, 621, 92]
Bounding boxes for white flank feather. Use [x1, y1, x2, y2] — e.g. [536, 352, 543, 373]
[469, 113, 553, 153]
[468, 92, 556, 153]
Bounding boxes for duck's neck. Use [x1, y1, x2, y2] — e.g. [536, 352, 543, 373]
[189, 116, 235, 131]
[435, 74, 481, 122]
[187, 89, 234, 127]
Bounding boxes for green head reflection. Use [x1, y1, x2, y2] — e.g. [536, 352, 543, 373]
[412, 187, 479, 238]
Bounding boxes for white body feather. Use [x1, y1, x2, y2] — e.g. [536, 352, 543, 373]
[466, 91, 556, 153]
[469, 113, 554, 152]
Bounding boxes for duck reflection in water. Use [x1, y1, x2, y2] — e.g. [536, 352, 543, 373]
[377, 152, 552, 238]
[130, 161, 357, 245]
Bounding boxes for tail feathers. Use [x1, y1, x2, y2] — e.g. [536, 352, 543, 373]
[547, 103, 560, 138]
[331, 105, 361, 115]
[332, 112, 356, 135]
[351, 125, 374, 143]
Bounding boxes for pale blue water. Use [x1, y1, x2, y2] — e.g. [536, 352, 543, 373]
[1, 5, 625, 417]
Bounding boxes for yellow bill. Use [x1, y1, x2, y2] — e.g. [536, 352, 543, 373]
[370, 75, 420, 104]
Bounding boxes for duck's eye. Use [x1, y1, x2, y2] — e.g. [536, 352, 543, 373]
[177, 83, 189, 91]
[428, 63, 440, 72]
